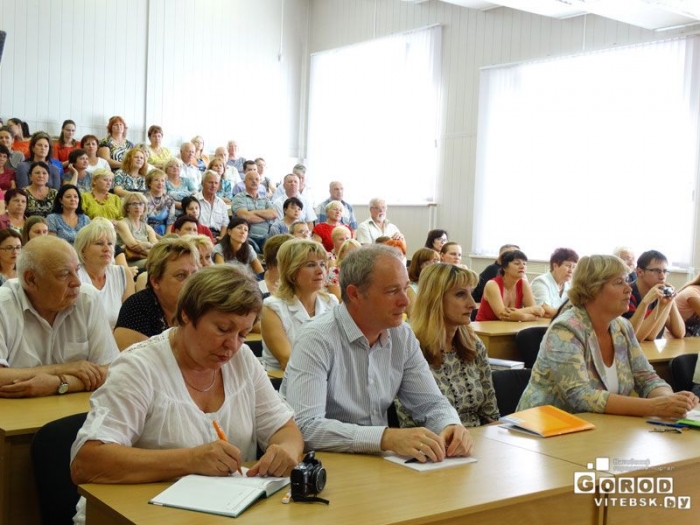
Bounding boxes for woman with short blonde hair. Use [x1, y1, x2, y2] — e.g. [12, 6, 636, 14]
[261, 239, 338, 371]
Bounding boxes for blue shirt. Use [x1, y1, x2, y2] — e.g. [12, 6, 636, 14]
[46, 213, 91, 245]
[282, 304, 460, 453]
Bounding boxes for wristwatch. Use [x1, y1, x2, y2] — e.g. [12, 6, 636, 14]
[57, 375, 69, 395]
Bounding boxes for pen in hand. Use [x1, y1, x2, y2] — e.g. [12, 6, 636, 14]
[212, 419, 243, 475]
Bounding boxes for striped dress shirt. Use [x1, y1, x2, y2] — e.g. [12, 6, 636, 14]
[281, 304, 461, 453]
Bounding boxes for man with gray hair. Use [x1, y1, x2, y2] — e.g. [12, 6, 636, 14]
[0, 236, 118, 397]
[282, 245, 473, 462]
[355, 198, 403, 244]
[179, 142, 202, 191]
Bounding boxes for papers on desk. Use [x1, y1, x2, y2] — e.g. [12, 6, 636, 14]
[384, 454, 477, 472]
[488, 357, 525, 370]
[678, 408, 700, 428]
[500, 405, 595, 438]
[149, 468, 290, 518]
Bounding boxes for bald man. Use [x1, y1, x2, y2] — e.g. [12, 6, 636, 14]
[0, 236, 118, 398]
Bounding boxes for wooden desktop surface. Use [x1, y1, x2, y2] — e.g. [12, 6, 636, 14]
[471, 319, 550, 360]
[640, 337, 698, 384]
[79, 436, 597, 525]
[0, 392, 92, 525]
[473, 413, 700, 524]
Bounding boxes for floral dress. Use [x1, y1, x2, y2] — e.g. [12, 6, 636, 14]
[99, 136, 134, 164]
[26, 188, 58, 218]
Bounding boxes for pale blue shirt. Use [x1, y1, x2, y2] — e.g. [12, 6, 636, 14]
[281, 304, 460, 453]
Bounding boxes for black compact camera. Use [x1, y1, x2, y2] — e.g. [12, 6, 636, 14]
[661, 286, 674, 297]
[291, 451, 327, 501]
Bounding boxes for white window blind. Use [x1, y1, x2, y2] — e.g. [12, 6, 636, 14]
[473, 37, 700, 267]
[307, 26, 441, 205]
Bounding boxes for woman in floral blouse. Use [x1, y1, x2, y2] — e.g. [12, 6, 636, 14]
[517, 255, 698, 417]
[398, 263, 499, 427]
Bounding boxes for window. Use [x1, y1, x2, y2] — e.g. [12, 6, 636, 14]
[473, 37, 700, 266]
[307, 26, 441, 205]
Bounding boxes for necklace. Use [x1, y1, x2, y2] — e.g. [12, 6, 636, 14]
[182, 368, 219, 392]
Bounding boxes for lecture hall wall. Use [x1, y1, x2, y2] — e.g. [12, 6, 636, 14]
[0, 0, 692, 273]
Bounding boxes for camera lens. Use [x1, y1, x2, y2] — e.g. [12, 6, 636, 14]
[314, 467, 327, 492]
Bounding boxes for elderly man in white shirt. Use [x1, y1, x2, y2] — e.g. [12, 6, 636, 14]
[0, 236, 119, 398]
[179, 142, 202, 191]
[356, 198, 404, 244]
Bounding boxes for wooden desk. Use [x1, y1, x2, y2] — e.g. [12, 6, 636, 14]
[471, 320, 549, 360]
[640, 337, 699, 384]
[472, 413, 700, 524]
[246, 332, 262, 342]
[80, 436, 598, 525]
[0, 392, 91, 525]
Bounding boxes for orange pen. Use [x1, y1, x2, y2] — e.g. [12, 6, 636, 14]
[212, 419, 242, 475]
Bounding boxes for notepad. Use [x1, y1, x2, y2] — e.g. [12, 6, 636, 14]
[677, 408, 700, 428]
[500, 405, 595, 438]
[149, 468, 290, 518]
[384, 454, 477, 471]
[488, 357, 525, 370]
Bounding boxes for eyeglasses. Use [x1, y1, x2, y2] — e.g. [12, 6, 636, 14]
[644, 268, 670, 276]
[0, 246, 21, 252]
[128, 202, 145, 207]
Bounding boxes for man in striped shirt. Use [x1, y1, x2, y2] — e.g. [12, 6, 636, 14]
[282, 245, 473, 463]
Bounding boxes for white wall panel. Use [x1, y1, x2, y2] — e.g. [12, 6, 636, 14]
[0, 0, 308, 179]
[306, 0, 688, 260]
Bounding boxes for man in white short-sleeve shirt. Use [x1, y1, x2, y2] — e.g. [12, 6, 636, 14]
[0, 236, 118, 398]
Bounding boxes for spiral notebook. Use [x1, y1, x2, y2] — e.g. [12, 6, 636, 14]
[150, 469, 290, 518]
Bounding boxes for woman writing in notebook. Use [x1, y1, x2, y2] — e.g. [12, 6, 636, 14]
[517, 254, 698, 417]
[397, 263, 499, 427]
[70, 265, 303, 524]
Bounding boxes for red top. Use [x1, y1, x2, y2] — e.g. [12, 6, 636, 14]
[53, 141, 81, 164]
[312, 222, 351, 252]
[475, 275, 524, 321]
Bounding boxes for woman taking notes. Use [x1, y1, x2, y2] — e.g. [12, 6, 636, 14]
[70, 265, 303, 525]
[398, 263, 499, 427]
[517, 255, 699, 417]
[261, 239, 338, 371]
[476, 249, 545, 322]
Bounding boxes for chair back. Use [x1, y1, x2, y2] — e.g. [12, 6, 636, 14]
[31, 412, 88, 525]
[669, 353, 698, 392]
[491, 369, 532, 417]
[515, 326, 548, 368]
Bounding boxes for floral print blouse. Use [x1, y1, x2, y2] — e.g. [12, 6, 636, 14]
[397, 337, 500, 427]
[517, 305, 669, 414]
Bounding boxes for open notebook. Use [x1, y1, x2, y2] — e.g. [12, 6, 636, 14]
[500, 405, 595, 438]
[150, 468, 290, 518]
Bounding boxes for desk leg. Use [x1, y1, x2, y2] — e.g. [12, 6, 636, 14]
[0, 434, 40, 525]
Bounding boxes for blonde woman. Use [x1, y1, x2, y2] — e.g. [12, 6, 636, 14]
[81, 169, 122, 221]
[398, 263, 499, 426]
[327, 239, 361, 301]
[312, 200, 351, 252]
[191, 135, 209, 172]
[261, 239, 338, 371]
[75, 218, 135, 328]
[113, 147, 148, 197]
[115, 192, 158, 267]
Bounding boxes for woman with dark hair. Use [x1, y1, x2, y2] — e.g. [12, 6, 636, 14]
[0, 229, 22, 282]
[213, 217, 263, 274]
[46, 184, 91, 244]
[398, 263, 499, 426]
[15, 132, 63, 189]
[24, 161, 59, 218]
[63, 149, 92, 193]
[0, 188, 27, 233]
[407, 247, 440, 317]
[98, 116, 134, 170]
[54, 119, 80, 167]
[475, 249, 545, 322]
[80, 134, 110, 174]
[144, 125, 172, 169]
[6, 118, 30, 157]
[531, 247, 580, 317]
[425, 229, 448, 252]
[0, 144, 16, 191]
[179, 196, 215, 242]
[0, 126, 25, 169]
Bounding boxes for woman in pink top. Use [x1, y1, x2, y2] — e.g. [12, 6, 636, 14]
[475, 249, 545, 322]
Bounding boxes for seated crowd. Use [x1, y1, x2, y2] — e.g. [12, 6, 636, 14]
[2, 116, 700, 524]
